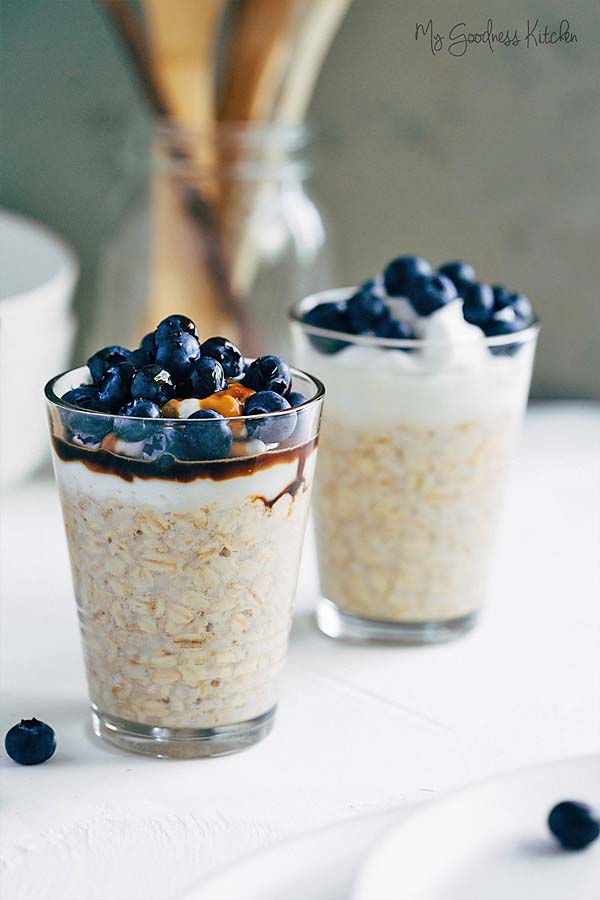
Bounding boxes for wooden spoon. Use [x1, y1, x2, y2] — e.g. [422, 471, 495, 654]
[142, 0, 236, 340]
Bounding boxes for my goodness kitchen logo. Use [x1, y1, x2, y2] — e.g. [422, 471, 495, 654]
[415, 18, 578, 57]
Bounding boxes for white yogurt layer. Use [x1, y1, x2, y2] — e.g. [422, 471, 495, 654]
[294, 297, 536, 428]
[53, 450, 316, 514]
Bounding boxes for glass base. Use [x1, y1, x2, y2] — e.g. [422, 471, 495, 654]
[91, 705, 276, 759]
[316, 598, 478, 645]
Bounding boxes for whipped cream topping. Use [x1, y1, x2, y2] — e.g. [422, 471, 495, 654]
[293, 290, 536, 428]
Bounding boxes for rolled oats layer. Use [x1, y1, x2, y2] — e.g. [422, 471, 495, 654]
[58, 477, 312, 729]
[314, 414, 519, 623]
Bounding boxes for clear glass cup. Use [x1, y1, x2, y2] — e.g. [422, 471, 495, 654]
[45, 365, 324, 757]
[291, 289, 539, 644]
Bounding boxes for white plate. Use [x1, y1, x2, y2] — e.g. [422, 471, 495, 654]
[0, 209, 78, 487]
[354, 755, 600, 900]
[183, 807, 414, 900]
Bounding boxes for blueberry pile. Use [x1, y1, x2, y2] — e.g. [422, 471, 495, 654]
[60, 315, 306, 462]
[302, 255, 535, 354]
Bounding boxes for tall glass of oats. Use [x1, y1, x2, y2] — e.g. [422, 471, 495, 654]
[291, 289, 538, 643]
[45, 365, 323, 757]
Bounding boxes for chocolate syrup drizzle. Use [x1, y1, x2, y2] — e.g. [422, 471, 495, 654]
[52, 435, 318, 506]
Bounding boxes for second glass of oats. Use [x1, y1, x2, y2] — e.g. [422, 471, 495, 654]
[46, 365, 323, 757]
[291, 289, 538, 643]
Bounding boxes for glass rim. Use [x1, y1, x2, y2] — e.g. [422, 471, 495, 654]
[44, 364, 325, 425]
[289, 288, 540, 350]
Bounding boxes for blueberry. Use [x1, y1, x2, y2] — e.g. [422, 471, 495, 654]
[130, 347, 153, 369]
[483, 308, 524, 336]
[186, 409, 233, 460]
[5, 718, 56, 765]
[155, 314, 199, 343]
[131, 365, 175, 407]
[114, 399, 161, 442]
[87, 346, 131, 384]
[61, 386, 112, 442]
[383, 256, 432, 297]
[98, 362, 136, 412]
[287, 391, 307, 407]
[302, 301, 353, 354]
[492, 284, 512, 309]
[155, 332, 201, 383]
[375, 318, 416, 340]
[505, 292, 533, 325]
[347, 288, 389, 334]
[62, 385, 105, 411]
[186, 357, 226, 399]
[410, 273, 457, 316]
[245, 391, 296, 443]
[201, 336, 244, 379]
[141, 427, 186, 464]
[462, 282, 495, 326]
[438, 260, 476, 288]
[140, 331, 157, 354]
[548, 801, 600, 850]
[244, 355, 292, 396]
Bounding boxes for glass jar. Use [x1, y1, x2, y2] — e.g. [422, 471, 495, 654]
[92, 121, 337, 359]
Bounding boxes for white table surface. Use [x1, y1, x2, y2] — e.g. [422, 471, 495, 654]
[1, 403, 599, 900]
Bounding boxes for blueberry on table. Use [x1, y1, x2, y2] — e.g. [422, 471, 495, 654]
[5, 718, 56, 765]
[98, 362, 136, 412]
[141, 427, 186, 464]
[186, 357, 226, 399]
[201, 336, 244, 379]
[155, 314, 199, 342]
[245, 391, 296, 443]
[186, 409, 233, 460]
[548, 801, 600, 850]
[131, 365, 175, 407]
[347, 288, 389, 334]
[438, 260, 476, 288]
[244, 355, 292, 396]
[114, 398, 160, 442]
[302, 301, 353, 354]
[61, 386, 112, 442]
[87, 346, 131, 384]
[155, 332, 201, 383]
[462, 283, 495, 326]
[383, 255, 432, 297]
[410, 273, 457, 316]
[287, 391, 307, 407]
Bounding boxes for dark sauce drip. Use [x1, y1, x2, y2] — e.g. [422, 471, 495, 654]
[51, 435, 318, 504]
[258, 442, 313, 509]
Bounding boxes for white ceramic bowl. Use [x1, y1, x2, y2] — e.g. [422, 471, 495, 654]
[0, 209, 79, 488]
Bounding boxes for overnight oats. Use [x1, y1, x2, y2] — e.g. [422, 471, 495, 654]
[291, 256, 538, 643]
[45, 317, 323, 757]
